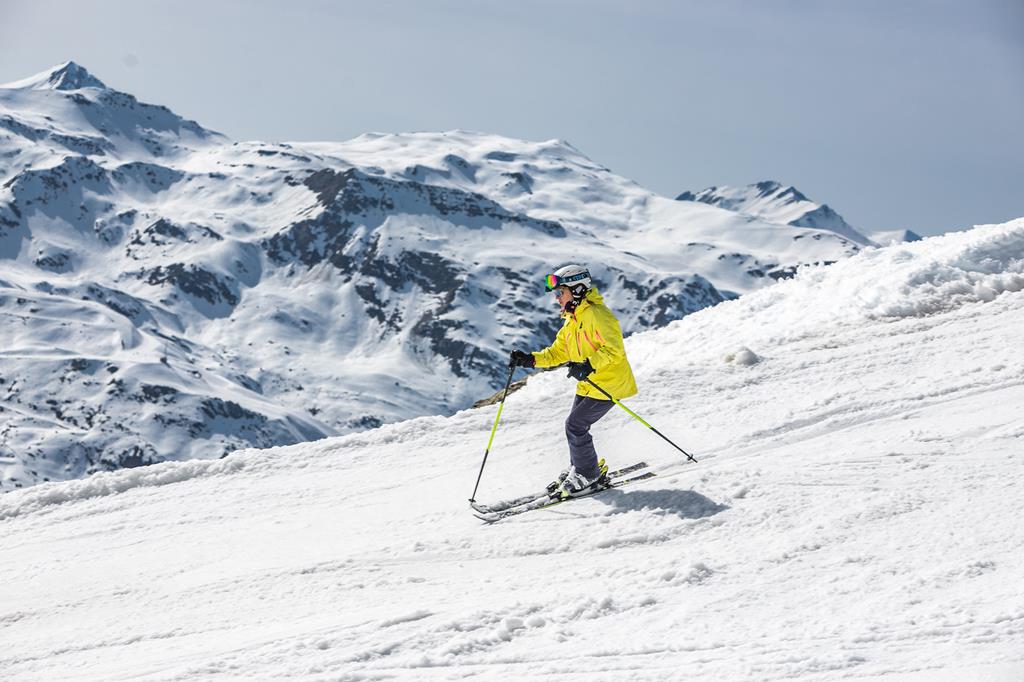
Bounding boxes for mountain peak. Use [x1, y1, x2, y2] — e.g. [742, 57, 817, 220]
[677, 180, 873, 245]
[1, 61, 108, 91]
[753, 180, 782, 194]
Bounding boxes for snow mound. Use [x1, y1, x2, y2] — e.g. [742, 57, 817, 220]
[812, 220, 1024, 319]
[724, 347, 760, 365]
[0, 451, 251, 521]
[647, 219, 1024, 367]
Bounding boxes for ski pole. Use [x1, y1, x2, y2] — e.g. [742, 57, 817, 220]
[584, 377, 698, 463]
[469, 364, 517, 502]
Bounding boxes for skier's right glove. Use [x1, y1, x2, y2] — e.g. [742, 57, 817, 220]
[509, 349, 536, 369]
[566, 359, 595, 381]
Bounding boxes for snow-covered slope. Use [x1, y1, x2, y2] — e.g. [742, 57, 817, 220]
[1, 63, 874, 488]
[2, 219, 1022, 680]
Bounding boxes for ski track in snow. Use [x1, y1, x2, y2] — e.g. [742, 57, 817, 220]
[2, 222, 1024, 680]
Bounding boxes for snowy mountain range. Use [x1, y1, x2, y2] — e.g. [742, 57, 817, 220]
[2, 218, 1022, 679]
[677, 180, 921, 247]
[2, 62, 879, 489]
[676, 180, 866, 241]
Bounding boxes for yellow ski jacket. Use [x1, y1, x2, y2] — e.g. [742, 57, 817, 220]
[531, 287, 638, 401]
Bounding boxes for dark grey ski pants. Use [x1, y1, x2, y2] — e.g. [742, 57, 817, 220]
[566, 394, 615, 478]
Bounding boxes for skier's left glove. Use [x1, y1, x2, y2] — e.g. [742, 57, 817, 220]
[566, 359, 595, 381]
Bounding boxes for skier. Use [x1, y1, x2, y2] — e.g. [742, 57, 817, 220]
[509, 264, 637, 499]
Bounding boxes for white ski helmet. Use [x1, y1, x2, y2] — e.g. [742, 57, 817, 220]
[544, 264, 592, 298]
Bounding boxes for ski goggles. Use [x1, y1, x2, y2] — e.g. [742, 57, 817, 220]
[544, 270, 589, 291]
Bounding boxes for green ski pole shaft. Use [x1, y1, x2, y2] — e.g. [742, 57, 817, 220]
[469, 366, 516, 502]
[584, 377, 697, 463]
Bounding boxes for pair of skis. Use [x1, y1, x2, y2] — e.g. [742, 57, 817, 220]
[470, 461, 655, 523]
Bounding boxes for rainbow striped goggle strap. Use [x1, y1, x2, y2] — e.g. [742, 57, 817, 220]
[544, 270, 589, 291]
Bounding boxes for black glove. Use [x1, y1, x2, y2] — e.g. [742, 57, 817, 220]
[509, 349, 535, 369]
[566, 359, 594, 381]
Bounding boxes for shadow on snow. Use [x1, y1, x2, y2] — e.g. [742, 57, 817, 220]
[594, 487, 729, 519]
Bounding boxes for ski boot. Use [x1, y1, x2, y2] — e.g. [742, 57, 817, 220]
[547, 458, 606, 494]
[555, 459, 609, 500]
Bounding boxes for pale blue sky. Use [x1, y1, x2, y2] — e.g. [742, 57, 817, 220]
[1, 0, 1021, 236]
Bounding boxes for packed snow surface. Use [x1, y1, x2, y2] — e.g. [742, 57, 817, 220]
[2, 220, 1023, 680]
